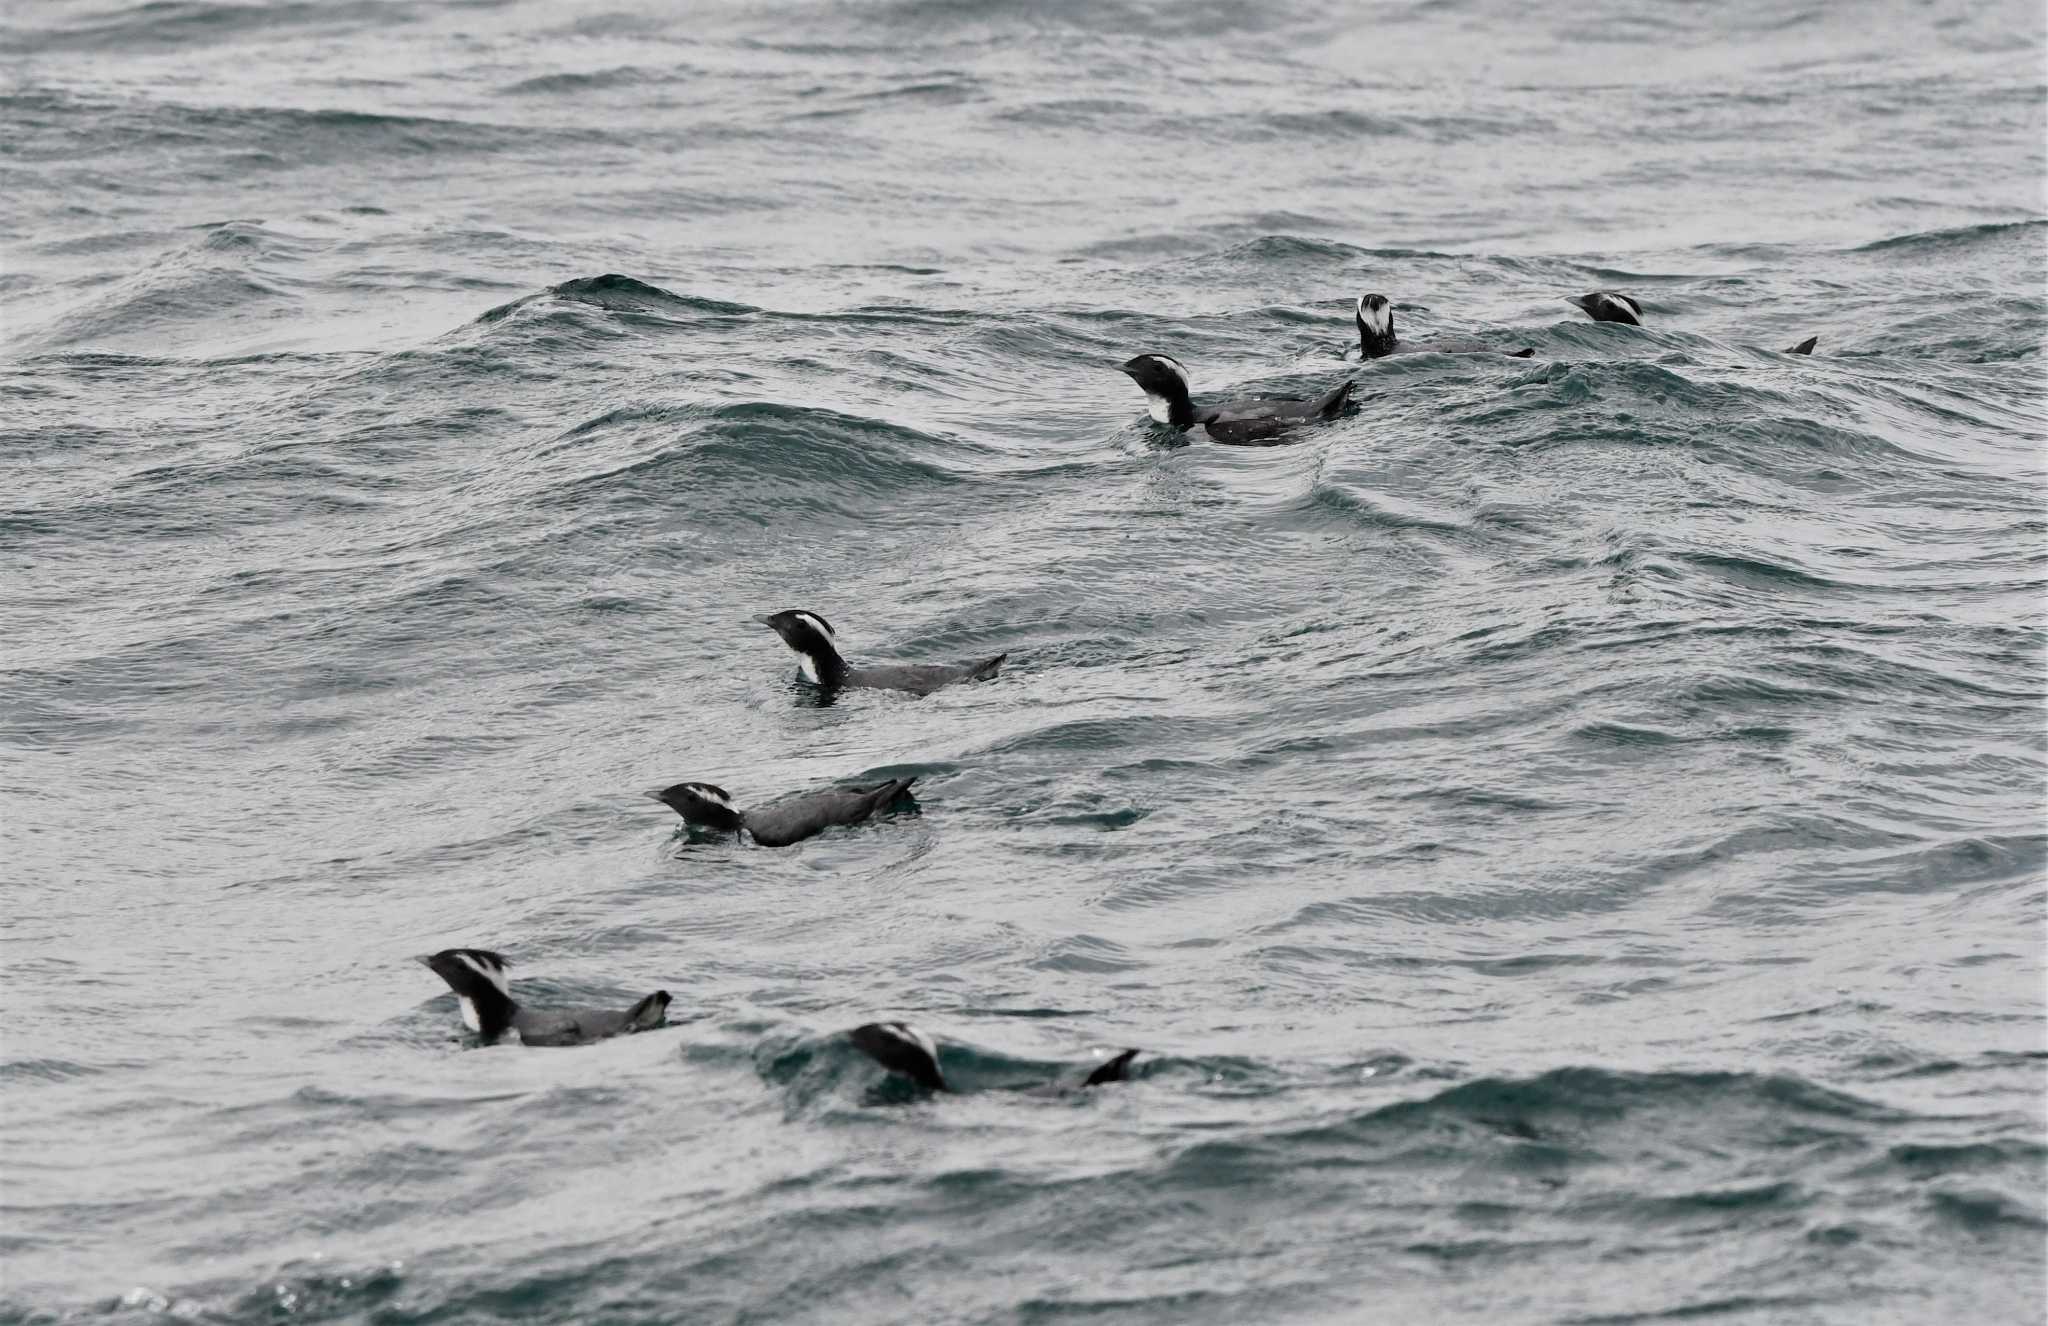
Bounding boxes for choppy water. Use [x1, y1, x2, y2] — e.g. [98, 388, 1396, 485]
[4, 1, 2046, 1322]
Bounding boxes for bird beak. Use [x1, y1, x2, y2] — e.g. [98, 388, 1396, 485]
[751, 614, 775, 627]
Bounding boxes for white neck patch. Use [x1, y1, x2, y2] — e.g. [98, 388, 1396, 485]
[458, 995, 482, 1033]
[1140, 356, 1190, 423]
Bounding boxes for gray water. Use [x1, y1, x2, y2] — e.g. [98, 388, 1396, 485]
[3, 1, 2046, 1322]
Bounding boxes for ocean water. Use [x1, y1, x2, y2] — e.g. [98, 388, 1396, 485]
[3, 0, 2046, 1321]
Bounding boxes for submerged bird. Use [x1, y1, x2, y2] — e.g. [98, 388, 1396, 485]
[848, 1021, 1140, 1094]
[652, 776, 917, 848]
[756, 609, 1004, 696]
[1353, 293, 1535, 360]
[419, 948, 669, 1047]
[1569, 291, 1644, 325]
[1121, 353, 1353, 446]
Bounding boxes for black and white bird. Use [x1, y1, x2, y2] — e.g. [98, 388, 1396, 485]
[1568, 291, 1644, 325]
[848, 1021, 1141, 1094]
[1120, 354, 1353, 446]
[419, 948, 669, 1047]
[1568, 291, 1817, 352]
[1353, 293, 1535, 360]
[652, 776, 917, 848]
[756, 609, 1005, 697]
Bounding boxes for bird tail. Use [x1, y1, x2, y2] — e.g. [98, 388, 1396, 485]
[1785, 336, 1818, 355]
[1313, 379, 1355, 419]
[856, 775, 918, 806]
[966, 653, 1006, 682]
[1082, 1048, 1141, 1087]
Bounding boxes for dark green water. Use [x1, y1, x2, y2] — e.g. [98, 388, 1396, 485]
[3, 1, 2044, 1322]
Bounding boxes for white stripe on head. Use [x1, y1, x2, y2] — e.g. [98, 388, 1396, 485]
[1358, 295, 1391, 336]
[1138, 355, 1191, 424]
[454, 951, 510, 998]
[793, 612, 835, 643]
[885, 1021, 938, 1062]
[1594, 292, 1640, 322]
[686, 783, 734, 810]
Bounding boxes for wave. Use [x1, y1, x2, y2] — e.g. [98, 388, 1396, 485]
[1851, 218, 2048, 255]
[498, 66, 691, 97]
[525, 399, 976, 528]
[473, 273, 761, 326]
[4, 88, 601, 161]
[3, 0, 399, 55]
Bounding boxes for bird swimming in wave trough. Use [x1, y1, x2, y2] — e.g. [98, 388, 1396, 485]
[651, 776, 917, 848]
[1352, 292, 1535, 360]
[1120, 353, 1353, 446]
[1569, 290, 1644, 325]
[756, 609, 1005, 697]
[1566, 290, 1816, 353]
[419, 948, 670, 1047]
[848, 1021, 1141, 1094]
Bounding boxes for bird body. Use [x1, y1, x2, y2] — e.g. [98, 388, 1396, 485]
[1353, 293, 1534, 360]
[848, 1021, 1140, 1094]
[420, 949, 669, 1047]
[757, 610, 1004, 697]
[653, 776, 917, 848]
[1121, 353, 1353, 446]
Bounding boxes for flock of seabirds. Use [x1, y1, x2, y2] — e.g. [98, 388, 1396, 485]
[419, 285, 1821, 1097]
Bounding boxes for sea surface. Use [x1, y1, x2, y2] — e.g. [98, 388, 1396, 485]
[3, 1, 2045, 1322]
